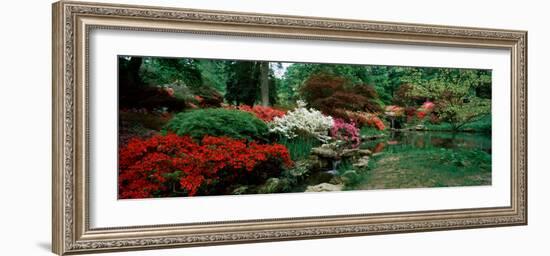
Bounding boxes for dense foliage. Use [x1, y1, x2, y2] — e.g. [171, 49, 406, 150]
[300, 74, 382, 116]
[165, 108, 269, 142]
[118, 56, 226, 111]
[119, 134, 293, 198]
[277, 136, 320, 161]
[140, 57, 203, 88]
[195, 59, 229, 94]
[189, 86, 224, 108]
[280, 64, 412, 105]
[118, 86, 188, 112]
[298, 73, 384, 129]
[224, 61, 279, 106]
[279, 63, 372, 103]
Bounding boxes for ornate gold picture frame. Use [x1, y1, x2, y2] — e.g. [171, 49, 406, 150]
[52, 1, 527, 255]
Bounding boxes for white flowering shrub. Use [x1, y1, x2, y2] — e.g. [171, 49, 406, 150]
[269, 101, 334, 142]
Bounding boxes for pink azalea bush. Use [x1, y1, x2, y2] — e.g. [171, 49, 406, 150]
[417, 101, 435, 120]
[330, 118, 360, 147]
[384, 105, 405, 117]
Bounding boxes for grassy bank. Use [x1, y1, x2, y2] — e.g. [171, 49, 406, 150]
[423, 116, 491, 133]
[348, 145, 491, 190]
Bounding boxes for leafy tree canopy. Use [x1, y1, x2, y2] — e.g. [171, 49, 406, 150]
[140, 57, 203, 88]
[403, 68, 492, 130]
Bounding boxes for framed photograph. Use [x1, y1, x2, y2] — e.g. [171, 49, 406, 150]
[52, 1, 527, 255]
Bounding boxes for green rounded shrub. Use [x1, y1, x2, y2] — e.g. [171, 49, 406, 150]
[165, 108, 269, 141]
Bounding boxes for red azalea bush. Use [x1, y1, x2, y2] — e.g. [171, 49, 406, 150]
[345, 111, 386, 131]
[118, 134, 293, 199]
[368, 115, 386, 131]
[343, 111, 364, 126]
[236, 105, 287, 122]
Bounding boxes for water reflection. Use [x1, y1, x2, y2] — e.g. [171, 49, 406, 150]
[362, 131, 492, 154]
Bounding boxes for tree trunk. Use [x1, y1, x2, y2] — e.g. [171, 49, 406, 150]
[260, 62, 270, 106]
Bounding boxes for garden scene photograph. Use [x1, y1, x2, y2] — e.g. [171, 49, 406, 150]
[117, 56, 492, 199]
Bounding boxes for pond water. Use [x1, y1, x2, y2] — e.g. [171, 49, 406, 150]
[361, 131, 492, 154]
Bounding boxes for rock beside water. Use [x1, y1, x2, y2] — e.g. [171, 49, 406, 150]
[231, 186, 248, 195]
[311, 145, 372, 160]
[309, 144, 373, 174]
[340, 148, 359, 157]
[415, 124, 426, 130]
[288, 160, 312, 177]
[311, 146, 339, 159]
[329, 176, 344, 185]
[358, 149, 372, 156]
[257, 178, 286, 194]
[305, 183, 344, 192]
[353, 156, 370, 169]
